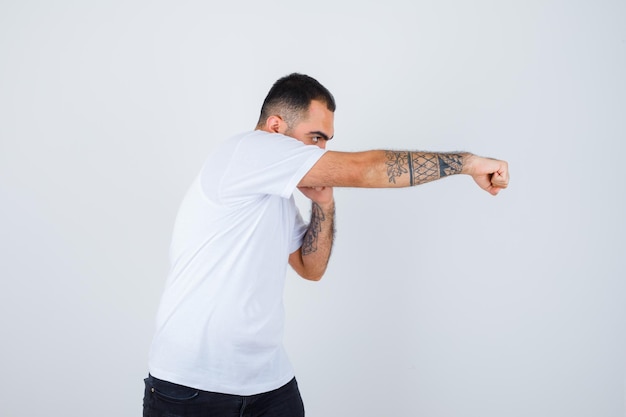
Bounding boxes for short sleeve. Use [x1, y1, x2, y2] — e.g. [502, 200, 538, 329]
[202, 131, 326, 203]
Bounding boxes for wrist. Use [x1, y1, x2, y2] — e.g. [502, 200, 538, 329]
[315, 198, 335, 212]
[460, 153, 475, 175]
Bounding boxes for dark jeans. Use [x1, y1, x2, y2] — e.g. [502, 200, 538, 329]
[143, 375, 305, 417]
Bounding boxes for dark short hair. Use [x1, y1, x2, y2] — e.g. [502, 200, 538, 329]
[256, 73, 336, 129]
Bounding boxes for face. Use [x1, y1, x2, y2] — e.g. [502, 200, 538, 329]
[284, 100, 335, 149]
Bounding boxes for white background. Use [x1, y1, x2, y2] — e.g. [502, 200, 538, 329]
[1, 1, 625, 416]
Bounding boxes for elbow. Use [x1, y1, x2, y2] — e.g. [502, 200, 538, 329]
[354, 152, 381, 187]
[308, 273, 324, 282]
[290, 253, 327, 281]
[300, 269, 325, 282]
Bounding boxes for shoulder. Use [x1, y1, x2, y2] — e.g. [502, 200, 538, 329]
[241, 130, 299, 145]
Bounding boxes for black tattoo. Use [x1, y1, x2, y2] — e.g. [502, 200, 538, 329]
[410, 152, 439, 184]
[384, 151, 464, 185]
[438, 154, 463, 177]
[302, 202, 325, 256]
[385, 151, 409, 184]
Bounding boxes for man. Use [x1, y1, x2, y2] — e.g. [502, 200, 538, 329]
[143, 73, 509, 416]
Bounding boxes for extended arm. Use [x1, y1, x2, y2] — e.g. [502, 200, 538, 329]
[299, 150, 509, 195]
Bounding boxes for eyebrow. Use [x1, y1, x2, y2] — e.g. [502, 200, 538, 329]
[309, 131, 334, 141]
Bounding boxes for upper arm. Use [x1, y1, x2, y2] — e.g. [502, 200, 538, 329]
[288, 248, 304, 276]
[298, 151, 378, 188]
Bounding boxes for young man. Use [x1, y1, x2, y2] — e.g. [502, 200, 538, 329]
[143, 73, 509, 417]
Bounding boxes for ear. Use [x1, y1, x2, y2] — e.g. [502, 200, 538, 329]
[265, 115, 287, 134]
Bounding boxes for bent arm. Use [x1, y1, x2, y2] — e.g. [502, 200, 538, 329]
[289, 197, 335, 281]
[299, 150, 509, 195]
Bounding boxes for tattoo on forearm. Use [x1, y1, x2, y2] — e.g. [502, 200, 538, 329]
[302, 202, 334, 256]
[385, 151, 409, 184]
[384, 151, 463, 185]
[302, 203, 325, 256]
[410, 152, 439, 185]
[438, 154, 463, 177]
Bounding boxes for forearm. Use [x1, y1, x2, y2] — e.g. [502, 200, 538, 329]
[364, 150, 508, 195]
[298, 199, 335, 280]
[379, 150, 470, 187]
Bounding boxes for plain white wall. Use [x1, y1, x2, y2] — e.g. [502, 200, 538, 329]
[1, 1, 624, 416]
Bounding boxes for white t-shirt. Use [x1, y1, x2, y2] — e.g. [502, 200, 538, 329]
[148, 130, 326, 395]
